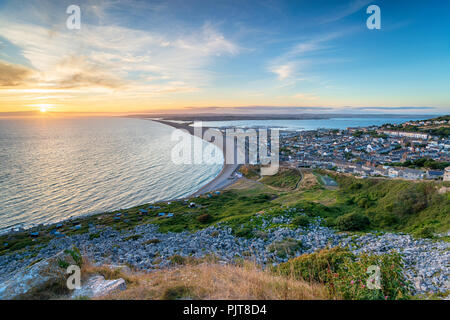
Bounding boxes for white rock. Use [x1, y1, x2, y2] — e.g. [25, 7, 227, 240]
[71, 275, 126, 299]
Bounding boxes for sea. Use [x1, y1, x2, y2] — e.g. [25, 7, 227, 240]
[0, 115, 434, 232]
[0, 117, 222, 233]
[192, 117, 434, 131]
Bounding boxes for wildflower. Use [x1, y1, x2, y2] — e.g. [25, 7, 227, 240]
[351, 280, 354, 285]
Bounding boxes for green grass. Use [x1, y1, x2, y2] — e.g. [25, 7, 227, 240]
[260, 168, 301, 189]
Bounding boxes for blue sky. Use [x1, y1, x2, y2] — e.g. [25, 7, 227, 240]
[0, 0, 449, 114]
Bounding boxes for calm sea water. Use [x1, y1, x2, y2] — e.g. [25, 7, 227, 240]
[0, 118, 222, 232]
[194, 117, 434, 131]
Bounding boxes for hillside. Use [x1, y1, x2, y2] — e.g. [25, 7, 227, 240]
[0, 167, 448, 300]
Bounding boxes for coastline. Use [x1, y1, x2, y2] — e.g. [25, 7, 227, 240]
[150, 119, 241, 197]
[0, 119, 238, 236]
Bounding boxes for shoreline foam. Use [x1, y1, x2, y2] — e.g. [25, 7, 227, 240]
[150, 119, 241, 197]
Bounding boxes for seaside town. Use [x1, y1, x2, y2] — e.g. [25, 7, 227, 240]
[279, 117, 450, 181]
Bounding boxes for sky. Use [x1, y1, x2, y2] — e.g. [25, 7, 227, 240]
[0, 0, 449, 115]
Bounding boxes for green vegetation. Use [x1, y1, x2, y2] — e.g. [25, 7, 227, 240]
[328, 173, 450, 235]
[162, 286, 194, 300]
[276, 247, 413, 300]
[123, 234, 142, 241]
[291, 215, 310, 227]
[427, 126, 450, 138]
[238, 165, 260, 180]
[267, 238, 305, 258]
[336, 213, 370, 231]
[197, 214, 212, 223]
[169, 254, 186, 265]
[388, 158, 449, 170]
[1, 167, 448, 257]
[64, 247, 83, 267]
[381, 116, 450, 138]
[260, 168, 301, 189]
[143, 238, 161, 245]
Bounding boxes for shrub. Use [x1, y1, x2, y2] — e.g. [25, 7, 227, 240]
[210, 231, 219, 237]
[392, 184, 432, 216]
[235, 227, 254, 238]
[143, 238, 161, 245]
[324, 217, 336, 228]
[162, 286, 193, 300]
[169, 254, 186, 265]
[57, 258, 70, 269]
[292, 215, 310, 227]
[329, 251, 412, 300]
[336, 213, 370, 231]
[413, 226, 435, 239]
[89, 233, 100, 240]
[276, 247, 354, 283]
[197, 214, 212, 224]
[64, 246, 83, 267]
[276, 247, 412, 300]
[267, 238, 305, 258]
[253, 230, 268, 239]
[375, 212, 399, 227]
[123, 234, 142, 241]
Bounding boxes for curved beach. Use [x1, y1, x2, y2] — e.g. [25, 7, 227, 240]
[151, 119, 241, 196]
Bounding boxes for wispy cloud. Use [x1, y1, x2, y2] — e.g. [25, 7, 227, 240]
[313, 0, 373, 25]
[268, 28, 356, 86]
[353, 106, 437, 110]
[270, 63, 296, 81]
[0, 3, 240, 99]
[292, 93, 319, 101]
[0, 61, 35, 86]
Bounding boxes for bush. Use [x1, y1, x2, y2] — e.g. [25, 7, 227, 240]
[329, 251, 412, 300]
[64, 247, 83, 267]
[197, 214, 212, 224]
[392, 184, 432, 216]
[413, 226, 435, 239]
[276, 247, 354, 283]
[162, 286, 193, 300]
[235, 227, 254, 238]
[292, 215, 310, 227]
[143, 238, 161, 245]
[169, 254, 186, 265]
[267, 238, 305, 258]
[336, 213, 370, 231]
[276, 247, 412, 300]
[324, 217, 336, 228]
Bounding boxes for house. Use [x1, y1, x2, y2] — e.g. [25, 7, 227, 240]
[401, 168, 425, 180]
[427, 170, 444, 180]
[388, 167, 400, 178]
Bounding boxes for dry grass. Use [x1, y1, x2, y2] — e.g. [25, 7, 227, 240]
[296, 171, 319, 190]
[97, 261, 330, 300]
